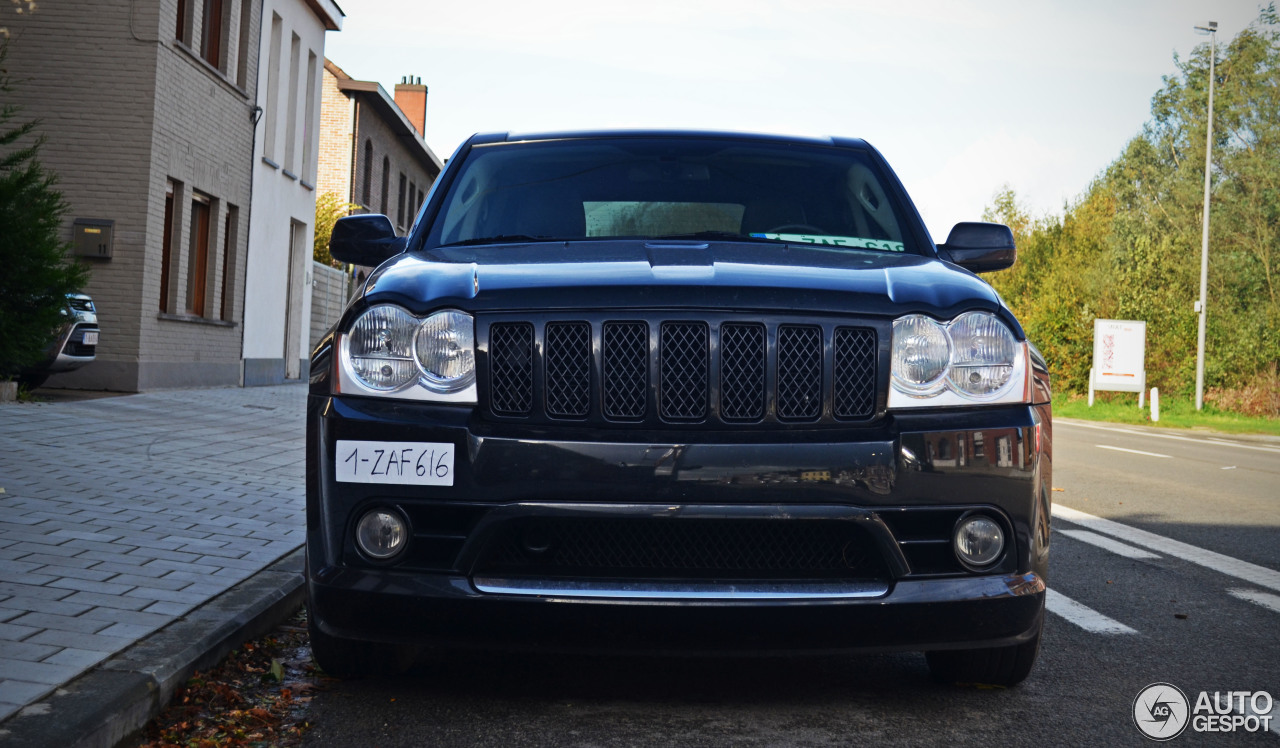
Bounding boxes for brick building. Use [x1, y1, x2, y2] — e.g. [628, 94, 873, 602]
[6, 1, 264, 390]
[241, 0, 343, 386]
[318, 60, 443, 236]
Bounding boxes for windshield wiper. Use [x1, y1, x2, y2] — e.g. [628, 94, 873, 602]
[439, 234, 558, 247]
[651, 231, 784, 243]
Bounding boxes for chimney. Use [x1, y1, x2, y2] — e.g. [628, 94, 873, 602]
[394, 75, 427, 138]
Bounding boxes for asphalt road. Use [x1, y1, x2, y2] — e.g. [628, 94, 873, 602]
[296, 419, 1280, 747]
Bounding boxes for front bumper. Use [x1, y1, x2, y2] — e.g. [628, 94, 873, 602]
[310, 565, 1044, 654]
[307, 394, 1052, 653]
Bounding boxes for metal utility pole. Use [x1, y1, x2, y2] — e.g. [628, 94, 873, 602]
[1193, 20, 1217, 411]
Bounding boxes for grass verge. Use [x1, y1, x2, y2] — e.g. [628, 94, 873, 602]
[1053, 392, 1280, 436]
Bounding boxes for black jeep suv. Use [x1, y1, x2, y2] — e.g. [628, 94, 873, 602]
[306, 130, 1052, 686]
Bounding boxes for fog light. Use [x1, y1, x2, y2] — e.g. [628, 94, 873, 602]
[954, 515, 1004, 568]
[355, 509, 407, 560]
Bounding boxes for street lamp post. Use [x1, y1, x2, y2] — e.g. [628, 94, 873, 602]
[1193, 20, 1217, 411]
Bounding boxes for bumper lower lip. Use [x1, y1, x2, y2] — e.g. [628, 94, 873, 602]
[308, 567, 1046, 654]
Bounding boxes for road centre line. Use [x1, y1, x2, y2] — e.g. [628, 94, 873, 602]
[1095, 444, 1171, 459]
[1053, 504, 1280, 594]
[1045, 588, 1137, 634]
[1228, 588, 1280, 616]
[1057, 420, 1280, 454]
[1056, 529, 1161, 559]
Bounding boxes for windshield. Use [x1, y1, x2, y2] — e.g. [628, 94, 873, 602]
[424, 137, 919, 254]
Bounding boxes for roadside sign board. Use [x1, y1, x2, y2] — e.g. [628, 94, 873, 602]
[1090, 319, 1147, 406]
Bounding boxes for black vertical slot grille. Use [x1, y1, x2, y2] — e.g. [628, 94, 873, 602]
[719, 323, 766, 421]
[485, 316, 879, 426]
[833, 327, 877, 419]
[602, 321, 648, 419]
[659, 322, 708, 421]
[776, 325, 822, 421]
[545, 322, 591, 418]
[489, 322, 534, 416]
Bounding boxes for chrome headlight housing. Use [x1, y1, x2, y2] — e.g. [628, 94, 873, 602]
[337, 304, 477, 403]
[888, 311, 1030, 408]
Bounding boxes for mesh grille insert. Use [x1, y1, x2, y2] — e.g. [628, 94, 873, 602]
[489, 323, 534, 415]
[834, 327, 877, 418]
[545, 322, 591, 418]
[776, 325, 822, 420]
[602, 321, 648, 419]
[659, 322, 708, 421]
[475, 517, 888, 581]
[719, 323, 766, 421]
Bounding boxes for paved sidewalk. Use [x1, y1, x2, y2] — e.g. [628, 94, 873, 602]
[0, 384, 307, 735]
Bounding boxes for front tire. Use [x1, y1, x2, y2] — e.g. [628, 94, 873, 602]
[308, 609, 418, 678]
[925, 624, 1042, 687]
[17, 372, 48, 390]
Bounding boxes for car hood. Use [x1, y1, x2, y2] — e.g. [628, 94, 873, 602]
[364, 240, 1010, 325]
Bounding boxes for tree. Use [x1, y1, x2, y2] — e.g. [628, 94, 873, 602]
[981, 7, 1280, 408]
[314, 191, 358, 267]
[0, 41, 89, 380]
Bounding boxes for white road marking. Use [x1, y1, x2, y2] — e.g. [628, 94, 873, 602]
[1221, 466, 1237, 470]
[1053, 504, 1280, 594]
[1228, 588, 1280, 615]
[1095, 444, 1172, 459]
[1057, 420, 1280, 454]
[1045, 588, 1137, 634]
[1057, 528, 1161, 559]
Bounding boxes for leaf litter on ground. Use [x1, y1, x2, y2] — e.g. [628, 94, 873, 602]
[128, 608, 330, 748]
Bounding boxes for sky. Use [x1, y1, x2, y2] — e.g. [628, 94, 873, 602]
[324, 0, 1268, 240]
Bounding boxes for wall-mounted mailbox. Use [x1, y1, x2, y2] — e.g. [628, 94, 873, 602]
[73, 218, 114, 259]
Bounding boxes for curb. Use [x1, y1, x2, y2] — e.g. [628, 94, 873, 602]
[0, 547, 306, 748]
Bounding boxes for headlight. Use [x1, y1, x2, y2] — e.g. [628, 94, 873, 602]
[947, 311, 1018, 396]
[414, 310, 476, 392]
[348, 304, 418, 391]
[888, 312, 1030, 408]
[338, 305, 477, 403]
[891, 315, 951, 395]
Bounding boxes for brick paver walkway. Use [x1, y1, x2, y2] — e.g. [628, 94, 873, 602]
[0, 385, 306, 720]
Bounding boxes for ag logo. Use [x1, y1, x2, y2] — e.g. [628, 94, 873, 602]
[1133, 683, 1190, 741]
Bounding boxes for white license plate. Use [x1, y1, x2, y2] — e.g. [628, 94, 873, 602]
[335, 440, 454, 486]
[81, 331, 99, 345]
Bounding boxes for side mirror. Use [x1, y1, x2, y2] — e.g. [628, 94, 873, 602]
[938, 222, 1016, 273]
[329, 214, 408, 266]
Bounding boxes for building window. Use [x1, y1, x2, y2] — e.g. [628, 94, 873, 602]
[161, 182, 177, 312]
[176, 0, 190, 43]
[397, 172, 406, 229]
[361, 140, 373, 208]
[380, 156, 390, 215]
[201, 0, 226, 69]
[284, 32, 301, 172]
[263, 13, 282, 161]
[302, 51, 318, 181]
[408, 181, 416, 219]
[235, 0, 253, 88]
[220, 205, 238, 321]
[188, 193, 213, 316]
